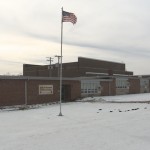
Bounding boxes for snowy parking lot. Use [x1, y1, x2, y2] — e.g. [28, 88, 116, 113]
[0, 93, 150, 150]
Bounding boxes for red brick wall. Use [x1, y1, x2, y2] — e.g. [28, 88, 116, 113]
[0, 79, 81, 106]
[129, 78, 140, 94]
[101, 80, 116, 96]
[62, 80, 81, 101]
[78, 57, 125, 71]
[101, 81, 109, 96]
[26, 80, 60, 104]
[23, 58, 133, 77]
[0, 79, 25, 106]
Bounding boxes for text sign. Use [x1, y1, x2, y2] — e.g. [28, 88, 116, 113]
[39, 85, 53, 95]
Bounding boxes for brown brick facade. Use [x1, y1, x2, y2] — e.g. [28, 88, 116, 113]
[0, 79, 25, 106]
[0, 77, 81, 106]
[23, 57, 133, 77]
[129, 78, 140, 94]
[101, 80, 116, 96]
[0, 76, 149, 106]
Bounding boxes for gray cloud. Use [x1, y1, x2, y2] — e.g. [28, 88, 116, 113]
[0, 0, 150, 74]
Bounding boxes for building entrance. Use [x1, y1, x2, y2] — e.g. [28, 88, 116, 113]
[62, 84, 71, 102]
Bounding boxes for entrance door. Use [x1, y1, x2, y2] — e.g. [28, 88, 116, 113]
[62, 84, 71, 102]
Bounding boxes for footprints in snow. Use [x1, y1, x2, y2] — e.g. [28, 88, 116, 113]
[97, 107, 147, 113]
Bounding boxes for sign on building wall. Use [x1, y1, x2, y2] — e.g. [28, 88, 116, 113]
[39, 85, 53, 95]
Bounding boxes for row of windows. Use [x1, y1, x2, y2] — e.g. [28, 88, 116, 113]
[116, 79, 129, 89]
[81, 81, 100, 94]
[116, 85, 128, 88]
[81, 79, 149, 93]
[81, 89, 98, 94]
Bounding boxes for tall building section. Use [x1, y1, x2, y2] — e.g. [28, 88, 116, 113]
[23, 57, 133, 77]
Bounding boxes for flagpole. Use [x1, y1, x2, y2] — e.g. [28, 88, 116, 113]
[58, 7, 63, 116]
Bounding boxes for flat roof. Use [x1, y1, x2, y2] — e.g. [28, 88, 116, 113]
[0, 76, 80, 81]
[78, 56, 125, 65]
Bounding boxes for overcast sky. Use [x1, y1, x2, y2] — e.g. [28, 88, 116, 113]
[0, 0, 150, 75]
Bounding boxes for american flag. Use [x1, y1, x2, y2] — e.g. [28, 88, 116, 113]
[62, 11, 77, 24]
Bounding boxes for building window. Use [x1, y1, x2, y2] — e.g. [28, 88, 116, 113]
[116, 78, 129, 89]
[81, 80, 100, 94]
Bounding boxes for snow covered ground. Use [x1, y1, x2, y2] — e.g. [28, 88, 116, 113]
[80, 93, 150, 102]
[0, 93, 150, 150]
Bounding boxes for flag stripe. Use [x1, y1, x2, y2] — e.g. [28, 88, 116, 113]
[62, 11, 77, 24]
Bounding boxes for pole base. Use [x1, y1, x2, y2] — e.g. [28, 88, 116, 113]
[58, 112, 63, 116]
